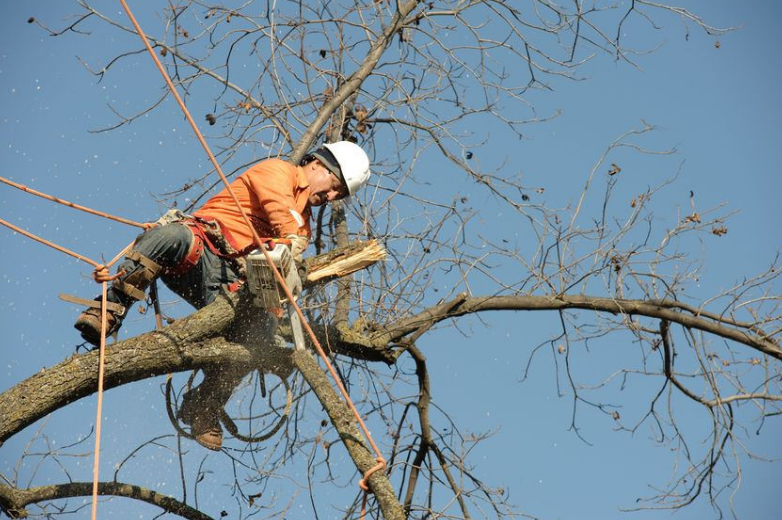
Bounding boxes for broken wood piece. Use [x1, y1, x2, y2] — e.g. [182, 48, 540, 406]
[303, 239, 385, 284]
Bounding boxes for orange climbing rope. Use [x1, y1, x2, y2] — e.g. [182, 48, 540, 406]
[0, 172, 151, 520]
[0, 176, 151, 229]
[0, 214, 126, 520]
[0, 217, 106, 269]
[115, 0, 387, 515]
[90, 281, 109, 520]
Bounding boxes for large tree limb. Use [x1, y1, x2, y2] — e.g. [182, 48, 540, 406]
[0, 292, 245, 444]
[0, 241, 387, 443]
[292, 349, 404, 520]
[374, 294, 782, 360]
[4, 290, 779, 444]
[0, 291, 393, 444]
[0, 481, 213, 520]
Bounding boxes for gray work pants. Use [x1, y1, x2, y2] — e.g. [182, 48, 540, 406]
[107, 222, 241, 311]
[109, 222, 278, 415]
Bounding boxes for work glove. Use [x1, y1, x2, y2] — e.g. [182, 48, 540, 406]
[296, 260, 308, 284]
[283, 261, 302, 300]
[285, 234, 309, 263]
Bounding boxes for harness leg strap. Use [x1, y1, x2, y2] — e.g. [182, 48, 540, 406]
[163, 224, 204, 276]
[113, 250, 162, 301]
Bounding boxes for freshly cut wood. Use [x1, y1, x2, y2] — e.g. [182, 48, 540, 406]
[304, 239, 385, 283]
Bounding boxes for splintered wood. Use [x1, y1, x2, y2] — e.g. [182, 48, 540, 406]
[305, 239, 386, 283]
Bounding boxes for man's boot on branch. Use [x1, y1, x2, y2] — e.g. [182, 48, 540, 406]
[177, 367, 249, 450]
[73, 300, 125, 346]
[74, 250, 161, 346]
[178, 383, 224, 451]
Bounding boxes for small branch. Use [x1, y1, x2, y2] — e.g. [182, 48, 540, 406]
[291, 0, 423, 162]
[661, 320, 782, 407]
[403, 345, 471, 519]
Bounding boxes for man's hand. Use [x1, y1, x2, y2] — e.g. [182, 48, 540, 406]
[284, 261, 302, 300]
[285, 234, 309, 262]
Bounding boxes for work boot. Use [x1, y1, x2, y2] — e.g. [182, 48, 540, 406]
[179, 388, 224, 451]
[73, 250, 161, 347]
[74, 303, 124, 347]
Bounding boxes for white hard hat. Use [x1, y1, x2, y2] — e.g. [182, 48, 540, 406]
[320, 141, 371, 196]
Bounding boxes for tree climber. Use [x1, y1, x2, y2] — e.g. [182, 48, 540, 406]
[73, 141, 372, 450]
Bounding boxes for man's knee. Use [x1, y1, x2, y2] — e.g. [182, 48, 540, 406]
[134, 223, 194, 264]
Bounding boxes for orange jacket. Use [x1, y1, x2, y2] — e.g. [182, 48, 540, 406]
[193, 158, 311, 254]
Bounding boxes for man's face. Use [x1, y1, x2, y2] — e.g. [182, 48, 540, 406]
[305, 160, 348, 206]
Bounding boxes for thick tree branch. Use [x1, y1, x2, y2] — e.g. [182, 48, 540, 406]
[0, 291, 245, 445]
[0, 291, 393, 444]
[0, 243, 387, 443]
[0, 481, 213, 520]
[4, 290, 778, 444]
[375, 294, 782, 360]
[292, 349, 404, 520]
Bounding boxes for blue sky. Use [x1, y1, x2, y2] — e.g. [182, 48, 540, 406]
[1, 2, 781, 520]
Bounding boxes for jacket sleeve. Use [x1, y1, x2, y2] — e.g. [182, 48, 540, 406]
[242, 160, 306, 238]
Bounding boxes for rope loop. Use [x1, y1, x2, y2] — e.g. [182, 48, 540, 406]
[92, 266, 125, 283]
[358, 456, 387, 492]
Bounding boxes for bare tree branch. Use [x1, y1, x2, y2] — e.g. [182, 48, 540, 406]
[0, 481, 213, 520]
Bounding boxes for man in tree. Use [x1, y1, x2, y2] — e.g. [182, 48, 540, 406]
[72, 141, 372, 449]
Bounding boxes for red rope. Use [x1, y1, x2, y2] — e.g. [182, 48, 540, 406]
[0, 199, 147, 520]
[116, 0, 387, 514]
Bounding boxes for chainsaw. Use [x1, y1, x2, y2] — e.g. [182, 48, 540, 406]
[245, 242, 306, 350]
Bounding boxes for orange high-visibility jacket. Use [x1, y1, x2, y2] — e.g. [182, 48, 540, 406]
[193, 158, 312, 254]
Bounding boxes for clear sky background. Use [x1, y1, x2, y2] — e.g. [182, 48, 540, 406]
[1, 1, 781, 520]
